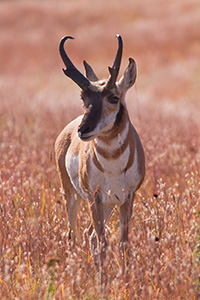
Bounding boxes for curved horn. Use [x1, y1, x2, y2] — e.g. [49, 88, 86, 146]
[105, 34, 123, 91]
[59, 36, 90, 90]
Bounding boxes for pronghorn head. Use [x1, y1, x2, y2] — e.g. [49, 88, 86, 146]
[59, 35, 137, 141]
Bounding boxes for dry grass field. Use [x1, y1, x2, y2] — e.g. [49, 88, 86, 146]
[0, 0, 200, 299]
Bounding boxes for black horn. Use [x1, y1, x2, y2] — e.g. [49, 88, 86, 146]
[59, 36, 90, 90]
[105, 34, 123, 91]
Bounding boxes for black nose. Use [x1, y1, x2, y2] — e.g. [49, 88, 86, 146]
[78, 124, 91, 136]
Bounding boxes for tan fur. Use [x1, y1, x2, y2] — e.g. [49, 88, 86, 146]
[90, 142, 104, 173]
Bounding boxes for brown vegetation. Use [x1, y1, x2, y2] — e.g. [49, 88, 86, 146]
[0, 0, 200, 299]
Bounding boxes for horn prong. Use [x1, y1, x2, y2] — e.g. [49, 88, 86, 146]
[105, 35, 123, 91]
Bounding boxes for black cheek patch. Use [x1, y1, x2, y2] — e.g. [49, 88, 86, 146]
[78, 91, 103, 135]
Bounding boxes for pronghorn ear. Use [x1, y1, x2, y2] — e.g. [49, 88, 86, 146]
[83, 60, 99, 82]
[118, 58, 137, 92]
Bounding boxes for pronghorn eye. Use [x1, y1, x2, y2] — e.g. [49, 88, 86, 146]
[108, 96, 120, 105]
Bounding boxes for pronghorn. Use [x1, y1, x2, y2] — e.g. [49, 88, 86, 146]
[55, 35, 145, 280]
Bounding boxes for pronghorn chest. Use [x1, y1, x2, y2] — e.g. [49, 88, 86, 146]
[65, 126, 141, 207]
[88, 138, 140, 206]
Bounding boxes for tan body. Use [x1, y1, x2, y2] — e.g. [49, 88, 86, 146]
[55, 35, 145, 283]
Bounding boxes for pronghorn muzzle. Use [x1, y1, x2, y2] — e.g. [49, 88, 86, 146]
[78, 92, 103, 141]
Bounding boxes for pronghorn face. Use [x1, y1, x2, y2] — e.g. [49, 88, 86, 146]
[59, 35, 137, 141]
[78, 86, 121, 141]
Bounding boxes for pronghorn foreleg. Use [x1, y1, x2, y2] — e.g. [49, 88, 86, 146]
[89, 190, 109, 286]
[119, 192, 135, 276]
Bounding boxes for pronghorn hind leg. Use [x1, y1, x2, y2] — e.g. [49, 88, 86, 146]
[62, 181, 81, 244]
[56, 151, 81, 244]
[89, 226, 99, 272]
[120, 192, 135, 277]
[66, 192, 81, 244]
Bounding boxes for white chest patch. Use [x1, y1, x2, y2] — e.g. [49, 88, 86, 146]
[65, 124, 142, 207]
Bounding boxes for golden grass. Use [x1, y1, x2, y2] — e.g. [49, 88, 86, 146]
[0, 0, 200, 299]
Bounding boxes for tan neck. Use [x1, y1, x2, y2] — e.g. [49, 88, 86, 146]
[90, 104, 135, 173]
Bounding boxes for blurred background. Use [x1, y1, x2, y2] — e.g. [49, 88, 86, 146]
[1, 0, 199, 110]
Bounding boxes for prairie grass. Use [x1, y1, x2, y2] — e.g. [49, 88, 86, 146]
[0, 0, 200, 299]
